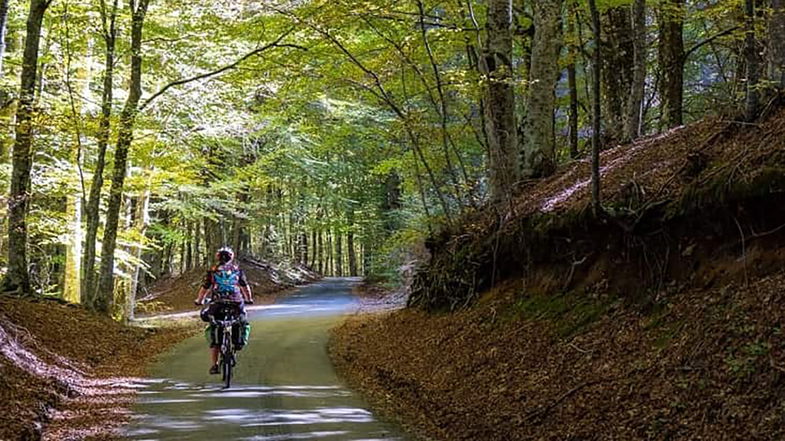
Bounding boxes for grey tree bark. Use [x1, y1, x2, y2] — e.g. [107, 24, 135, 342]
[482, 0, 519, 203]
[0, 0, 11, 77]
[567, 3, 579, 159]
[3, 0, 52, 295]
[658, 0, 684, 128]
[625, 0, 647, 141]
[523, 0, 563, 178]
[95, 0, 151, 313]
[588, 0, 602, 213]
[601, 6, 633, 144]
[770, 0, 785, 89]
[83, 0, 118, 306]
[744, 0, 760, 121]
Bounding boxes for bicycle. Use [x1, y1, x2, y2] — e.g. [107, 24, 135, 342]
[206, 302, 249, 389]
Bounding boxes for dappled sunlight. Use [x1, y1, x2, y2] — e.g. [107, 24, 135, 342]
[125, 282, 404, 440]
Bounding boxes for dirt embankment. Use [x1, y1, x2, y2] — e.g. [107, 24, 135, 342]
[0, 296, 196, 440]
[332, 272, 785, 440]
[331, 107, 785, 440]
[136, 257, 319, 315]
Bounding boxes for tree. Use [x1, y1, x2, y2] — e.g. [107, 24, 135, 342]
[95, 0, 151, 313]
[482, 0, 519, 203]
[770, 0, 785, 89]
[83, 0, 119, 306]
[658, 0, 685, 128]
[625, 0, 647, 141]
[744, 0, 760, 121]
[523, 0, 563, 178]
[588, 0, 602, 214]
[3, 0, 53, 295]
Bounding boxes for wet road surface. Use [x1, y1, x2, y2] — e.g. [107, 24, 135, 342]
[126, 278, 405, 441]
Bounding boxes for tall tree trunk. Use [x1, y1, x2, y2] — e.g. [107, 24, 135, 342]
[523, 0, 563, 177]
[347, 211, 357, 276]
[770, 0, 785, 89]
[326, 229, 333, 276]
[83, 0, 118, 304]
[335, 231, 343, 277]
[317, 229, 323, 274]
[658, 0, 684, 128]
[625, 0, 647, 141]
[482, 0, 519, 203]
[63, 154, 82, 303]
[744, 0, 760, 121]
[588, 0, 603, 213]
[600, 6, 633, 144]
[95, 0, 150, 313]
[127, 184, 150, 322]
[0, 0, 10, 78]
[567, 3, 580, 159]
[3, 0, 51, 295]
[310, 229, 317, 268]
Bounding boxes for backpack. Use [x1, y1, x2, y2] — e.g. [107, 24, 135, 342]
[212, 267, 239, 295]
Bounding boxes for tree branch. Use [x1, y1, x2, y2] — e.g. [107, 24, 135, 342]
[683, 26, 740, 62]
[139, 30, 305, 111]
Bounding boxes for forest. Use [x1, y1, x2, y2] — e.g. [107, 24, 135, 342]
[0, 0, 781, 316]
[1, 0, 785, 439]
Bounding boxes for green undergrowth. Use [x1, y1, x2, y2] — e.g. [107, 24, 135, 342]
[507, 289, 617, 338]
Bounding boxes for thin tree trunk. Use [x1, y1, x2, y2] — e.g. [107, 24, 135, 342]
[744, 0, 760, 121]
[588, 0, 602, 214]
[770, 0, 785, 89]
[625, 0, 647, 141]
[3, 0, 51, 295]
[567, 3, 580, 159]
[347, 211, 357, 277]
[95, 0, 151, 313]
[482, 0, 519, 204]
[83, 0, 118, 304]
[127, 184, 150, 322]
[0, 0, 10, 77]
[335, 231, 343, 277]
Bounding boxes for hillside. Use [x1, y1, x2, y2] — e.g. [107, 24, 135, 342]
[0, 296, 195, 440]
[330, 108, 785, 440]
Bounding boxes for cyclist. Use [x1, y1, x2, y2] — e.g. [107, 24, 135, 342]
[194, 246, 254, 375]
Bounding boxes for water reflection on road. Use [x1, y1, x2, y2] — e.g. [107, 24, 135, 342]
[126, 278, 404, 441]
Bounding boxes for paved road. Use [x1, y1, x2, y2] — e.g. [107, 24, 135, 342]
[126, 278, 405, 441]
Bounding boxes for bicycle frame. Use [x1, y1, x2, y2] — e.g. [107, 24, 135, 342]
[210, 305, 241, 389]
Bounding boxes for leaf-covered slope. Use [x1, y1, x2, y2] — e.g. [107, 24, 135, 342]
[411, 107, 785, 310]
[332, 270, 785, 440]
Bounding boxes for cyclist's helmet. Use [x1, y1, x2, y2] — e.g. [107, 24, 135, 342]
[216, 246, 234, 264]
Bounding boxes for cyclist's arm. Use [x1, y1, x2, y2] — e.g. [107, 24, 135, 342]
[194, 271, 213, 304]
[239, 270, 253, 302]
[194, 286, 210, 305]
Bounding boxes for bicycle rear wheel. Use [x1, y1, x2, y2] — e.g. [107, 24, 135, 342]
[221, 333, 233, 388]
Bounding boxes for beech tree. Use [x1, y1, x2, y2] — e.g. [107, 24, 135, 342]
[523, 0, 563, 178]
[483, 0, 519, 203]
[3, 0, 53, 295]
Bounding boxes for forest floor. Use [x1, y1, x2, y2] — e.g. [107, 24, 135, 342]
[0, 295, 197, 440]
[332, 271, 785, 440]
[330, 106, 785, 440]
